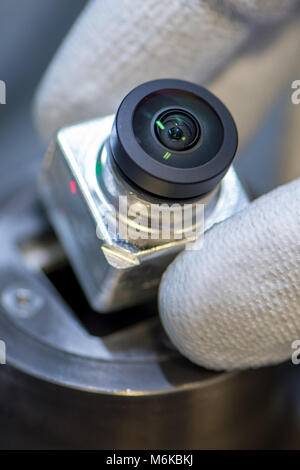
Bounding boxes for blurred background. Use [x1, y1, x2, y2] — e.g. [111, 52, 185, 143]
[0, 0, 299, 207]
[0, 0, 300, 450]
[0, 0, 88, 208]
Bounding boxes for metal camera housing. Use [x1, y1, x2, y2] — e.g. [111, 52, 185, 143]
[40, 79, 248, 312]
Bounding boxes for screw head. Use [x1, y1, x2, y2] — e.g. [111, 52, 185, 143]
[1, 286, 44, 318]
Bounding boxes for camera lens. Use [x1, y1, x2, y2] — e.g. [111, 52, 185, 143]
[109, 79, 238, 199]
[155, 110, 200, 151]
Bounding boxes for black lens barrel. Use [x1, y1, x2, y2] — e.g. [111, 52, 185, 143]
[109, 79, 238, 199]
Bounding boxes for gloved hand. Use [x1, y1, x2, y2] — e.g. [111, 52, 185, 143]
[160, 178, 300, 370]
[34, 0, 300, 370]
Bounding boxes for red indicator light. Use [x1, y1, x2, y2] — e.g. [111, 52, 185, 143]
[70, 181, 77, 194]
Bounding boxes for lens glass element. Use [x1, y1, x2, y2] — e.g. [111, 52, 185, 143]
[132, 89, 224, 169]
[155, 110, 200, 151]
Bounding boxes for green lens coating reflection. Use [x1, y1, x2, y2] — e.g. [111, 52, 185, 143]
[155, 120, 165, 130]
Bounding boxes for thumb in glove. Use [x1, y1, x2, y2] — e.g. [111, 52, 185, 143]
[159, 178, 300, 370]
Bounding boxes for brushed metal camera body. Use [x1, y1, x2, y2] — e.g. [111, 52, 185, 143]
[40, 115, 248, 312]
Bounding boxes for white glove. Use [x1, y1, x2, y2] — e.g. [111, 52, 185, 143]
[34, 0, 299, 143]
[160, 178, 300, 370]
[34, 0, 300, 370]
